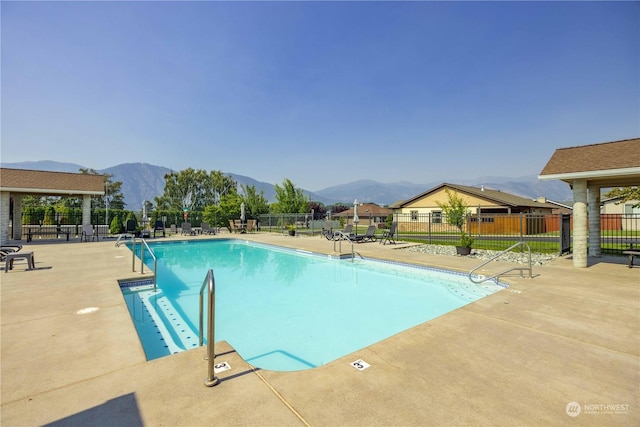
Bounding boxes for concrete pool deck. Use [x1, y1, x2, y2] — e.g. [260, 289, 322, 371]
[1, 232, 638, 426]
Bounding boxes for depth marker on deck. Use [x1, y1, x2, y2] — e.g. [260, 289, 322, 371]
[351, 359, 370, 371]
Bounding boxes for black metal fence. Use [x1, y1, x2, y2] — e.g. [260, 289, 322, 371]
[14, 210, 640, 255]
[387, 212, 640, 255]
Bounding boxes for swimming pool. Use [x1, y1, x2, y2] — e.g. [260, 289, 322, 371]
[121, 239, 505, 371]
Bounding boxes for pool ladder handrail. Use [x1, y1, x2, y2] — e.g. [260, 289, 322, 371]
[198, 269, 220, 387]
[333, 231, 355, 261]
[130, 237, 158, 291]
[468, 241, 533, 284]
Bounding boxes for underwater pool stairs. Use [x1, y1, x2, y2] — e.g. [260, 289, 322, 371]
[1, 233, 638, 427]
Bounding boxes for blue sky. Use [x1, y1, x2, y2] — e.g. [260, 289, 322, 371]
[2, 1, 638, 191]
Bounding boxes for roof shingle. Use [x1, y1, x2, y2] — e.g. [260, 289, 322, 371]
[0, 168, 105, 195]
[539, 138, 640, 176]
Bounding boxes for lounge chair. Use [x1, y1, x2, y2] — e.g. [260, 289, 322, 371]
[379, 222, 398, 245]
[201, 222, 216, 235]
[153, 220, 166, 238]
[353, 225, 377, 243]
[81, 224, 96, 242]
[2, 249, 35, 272]
[245, 219, 256, 233]
[125, 219, 139, 237]
[170, 224, 177, 235]
[329, 224, 356, 241]
[1, 244, 22, 253]
[181, 222, 195, 236]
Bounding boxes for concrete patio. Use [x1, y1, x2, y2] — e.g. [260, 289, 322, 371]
[1, 232, 638, 426]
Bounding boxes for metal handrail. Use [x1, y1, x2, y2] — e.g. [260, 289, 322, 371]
[199, 269, 219, 387]
[130, 237, 158, 291]
[333, 231, 355, 261]
[468, 241, 533, 284]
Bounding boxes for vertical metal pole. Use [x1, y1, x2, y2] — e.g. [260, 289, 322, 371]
[141, 240, 145, 275]
[204, 270, 219, 387]
[132, 237, 136, 272]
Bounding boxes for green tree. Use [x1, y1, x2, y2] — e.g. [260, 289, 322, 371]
[155, 168, 236, 212]
[110, 216, 124, 234]
[43, 206, 56, 225]
[210, 170, 238, 206]
[203, 192, 243, 230]
[240, 184, 270, 219]
[271, 179, 308, 214]
[604, 187, 640, 208]
[436, 188, 474, 248]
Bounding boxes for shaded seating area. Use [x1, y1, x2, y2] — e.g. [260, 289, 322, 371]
[379, 222, 398, 245]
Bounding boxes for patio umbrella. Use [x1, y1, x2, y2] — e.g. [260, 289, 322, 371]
[240, 202, 246, 223]
[353, 199, 359, 227]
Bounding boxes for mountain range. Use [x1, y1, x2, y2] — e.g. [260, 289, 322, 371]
[1, 160, 574, 209]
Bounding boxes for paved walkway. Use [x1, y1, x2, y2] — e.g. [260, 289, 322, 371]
[1, 232, 638, 426]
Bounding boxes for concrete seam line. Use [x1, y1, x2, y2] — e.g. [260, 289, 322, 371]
[250, 365, 311, 427]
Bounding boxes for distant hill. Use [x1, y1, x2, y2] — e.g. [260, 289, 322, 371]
[102, 163, 172, 209]
[1, 160, 573, 208]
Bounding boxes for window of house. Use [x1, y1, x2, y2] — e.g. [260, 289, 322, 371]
[410, 210, 418, 221]
[624, 204, 640, 214]
[432, 211, 442, 224]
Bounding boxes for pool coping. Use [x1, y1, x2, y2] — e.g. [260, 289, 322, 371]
[2, 232, 639, 426]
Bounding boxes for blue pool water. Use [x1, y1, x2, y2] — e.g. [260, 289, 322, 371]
[121, 239, 505, 371]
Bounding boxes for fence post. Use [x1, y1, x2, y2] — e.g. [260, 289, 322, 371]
[519, 212, 524, 252]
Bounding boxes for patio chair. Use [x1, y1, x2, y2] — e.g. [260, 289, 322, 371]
[353, 225, 377, 243]
[1, 244, 22, 253]
[153, 220, 166, 238]
[201, 222, 216, 235]
[181, 222, 195, 236]
[245, 219, 256, 233]
[81, 224, 96, 242]
[125, 219, 139, 237]
[3, 249, 35, 272]
[379, 222, 398, 245]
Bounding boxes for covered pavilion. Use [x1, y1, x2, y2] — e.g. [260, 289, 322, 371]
[0, 168, 105, 245]
[539, 138, 640, 267]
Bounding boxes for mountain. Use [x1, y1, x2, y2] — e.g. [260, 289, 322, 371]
[1, 160, 573, 208]
[314, 179, 435, 205]
[102, 163, 172, 209]
[0, 160, 86, 173]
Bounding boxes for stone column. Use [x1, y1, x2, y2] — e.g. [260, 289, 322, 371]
[588, 184, 601, 257]
[12, 194, 23, 240]
[0, 191, 10, 245]
[82, 194, 92, 226]
[572, 179, 588, 268]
